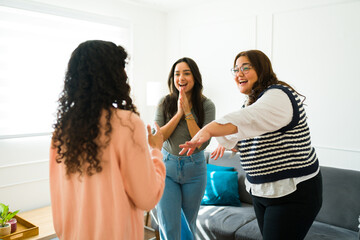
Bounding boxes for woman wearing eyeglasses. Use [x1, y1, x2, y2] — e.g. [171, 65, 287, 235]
[180, 50, 322, 240]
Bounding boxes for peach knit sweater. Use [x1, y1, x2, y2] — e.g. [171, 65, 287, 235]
[49, 110, 166, 240]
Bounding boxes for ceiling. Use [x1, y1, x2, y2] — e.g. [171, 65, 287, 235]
[120, 0, 218, 12]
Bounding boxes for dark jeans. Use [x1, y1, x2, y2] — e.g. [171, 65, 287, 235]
[251, 171, 323, 240]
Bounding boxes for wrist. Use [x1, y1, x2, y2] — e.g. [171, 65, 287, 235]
[203, 124, 213, 137]
[185, 112, 194, 120]
[175, 111, 183, 118]
[150, 146, 162, 152]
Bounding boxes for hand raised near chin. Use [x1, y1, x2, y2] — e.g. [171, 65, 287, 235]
[177, 87, 184, 116]
[179, 86, 190, 113]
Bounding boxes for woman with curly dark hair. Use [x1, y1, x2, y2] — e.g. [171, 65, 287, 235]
[180, 50, 322, 240]
[50, 40, 166, 240]
[154, 57, 215, 239]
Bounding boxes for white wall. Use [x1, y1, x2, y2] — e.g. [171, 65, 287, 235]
[1, 0, 359, 213]
[165, 0, 360, 171]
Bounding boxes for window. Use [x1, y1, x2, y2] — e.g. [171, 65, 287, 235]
[0, 3, 131, 137]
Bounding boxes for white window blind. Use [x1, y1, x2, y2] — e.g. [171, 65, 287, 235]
[0, 4, 130, 137]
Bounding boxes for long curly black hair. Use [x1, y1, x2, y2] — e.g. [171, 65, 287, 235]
[52, 40, 138, 176]
[162, 57, 206, 127]
[234, 50, 305, 105]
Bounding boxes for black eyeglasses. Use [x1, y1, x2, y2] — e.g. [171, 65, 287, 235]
[230, 64, 252, 76]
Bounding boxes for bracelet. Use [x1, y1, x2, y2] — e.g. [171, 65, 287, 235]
[185, 112, 192, 117]
[185, 116, 194, 120]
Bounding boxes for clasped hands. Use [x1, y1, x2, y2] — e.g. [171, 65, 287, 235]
[178, 86, 191, 116]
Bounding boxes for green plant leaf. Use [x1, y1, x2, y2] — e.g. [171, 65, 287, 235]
[0, 203, 19, 227]
[0, 203, 5, 215]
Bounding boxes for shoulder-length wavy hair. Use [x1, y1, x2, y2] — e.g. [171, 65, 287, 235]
[161, 57, 206, 127]
[234, 50, 305, 105]
[52, 40, 138, 176]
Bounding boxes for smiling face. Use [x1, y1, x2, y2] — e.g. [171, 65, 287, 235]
[174, 62, 195, 94]
[234, 56, 258, 95]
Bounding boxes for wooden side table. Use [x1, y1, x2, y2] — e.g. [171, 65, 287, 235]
[17, 206, 57, 240]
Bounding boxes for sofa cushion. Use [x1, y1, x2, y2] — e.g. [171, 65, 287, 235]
[207, 152, 253, 204]
[196, 204, 256, 240]
[201, 170, 241, 206]
[234, 219, 262, 240]
[358, 215, 360, 239]
[207, 163, 235, 172]
[234, 217, 359, 240]
[316, 166, 360, 232]
[305, 221, 358, 240]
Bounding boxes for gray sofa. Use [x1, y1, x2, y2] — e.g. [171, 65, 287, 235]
[151, 151, 360, 240]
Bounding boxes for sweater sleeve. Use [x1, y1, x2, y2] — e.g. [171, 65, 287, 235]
[215, 89, 293, 149]
[119, 113, 166, 211]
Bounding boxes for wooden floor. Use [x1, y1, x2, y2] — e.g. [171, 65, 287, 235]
[144, 227, 156, 240]
[144, 213, 157, 240]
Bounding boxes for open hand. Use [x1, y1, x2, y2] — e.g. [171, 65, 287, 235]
[210, 144, 226, 160]
[147, 122, 163, 150]
[179, 129, 211, 156]
[210, 145, 238, 160]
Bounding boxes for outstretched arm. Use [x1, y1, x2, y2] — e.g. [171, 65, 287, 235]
[179, 121, 237, 156]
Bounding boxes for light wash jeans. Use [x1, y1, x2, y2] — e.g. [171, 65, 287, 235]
[156, 149, 207, 240]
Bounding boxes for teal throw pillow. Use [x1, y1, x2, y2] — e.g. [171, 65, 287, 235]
[201, 170, 241, 206]
[206, 163, 235, 172]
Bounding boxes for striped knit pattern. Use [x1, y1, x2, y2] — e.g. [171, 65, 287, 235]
[237, 84, 319, 184]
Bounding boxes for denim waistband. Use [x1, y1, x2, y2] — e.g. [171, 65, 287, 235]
[161, 149, 205, 162]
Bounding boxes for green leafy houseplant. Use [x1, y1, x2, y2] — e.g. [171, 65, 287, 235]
[0, 203, 19, 228]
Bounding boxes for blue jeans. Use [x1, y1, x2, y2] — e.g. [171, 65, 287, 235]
[156, 149, 207, 240]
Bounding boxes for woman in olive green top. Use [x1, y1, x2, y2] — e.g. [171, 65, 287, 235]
[154, 57, 215, 240]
